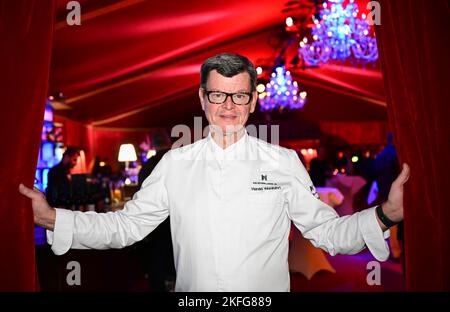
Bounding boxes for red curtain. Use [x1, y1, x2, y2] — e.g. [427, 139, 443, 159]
[0, 0, 55, 291]
[376, 0, 450, 291]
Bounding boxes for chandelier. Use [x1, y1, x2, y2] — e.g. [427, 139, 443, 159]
[257, 66, 307, 112]
[298, 0, 378, 66]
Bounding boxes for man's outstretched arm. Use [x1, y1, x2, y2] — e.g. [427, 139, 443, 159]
[18, 154, 171, 255]
[287, 150, 410, 261]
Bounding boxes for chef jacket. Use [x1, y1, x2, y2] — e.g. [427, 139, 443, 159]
[47, 132, 390, 291]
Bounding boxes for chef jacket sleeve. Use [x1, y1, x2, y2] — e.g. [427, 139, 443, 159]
[285, 150, 390, 261]
[46, 154, 170, 255]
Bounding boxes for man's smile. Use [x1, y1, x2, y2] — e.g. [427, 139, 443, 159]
[219, 114, 238, 120]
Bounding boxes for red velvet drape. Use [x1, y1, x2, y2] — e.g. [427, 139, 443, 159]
[0, 0, 55, 291]
[376, 0, 450, 291]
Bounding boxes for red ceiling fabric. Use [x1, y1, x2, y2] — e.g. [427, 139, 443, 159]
[376, 0, 450, 291]
[50, 0, 287, 93]
[47, 0, 387, 129]
[0, 0, 55, 291]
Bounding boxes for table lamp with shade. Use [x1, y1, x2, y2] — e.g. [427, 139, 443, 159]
[118, 143, 139, 200]
[118, 143, 137, 173]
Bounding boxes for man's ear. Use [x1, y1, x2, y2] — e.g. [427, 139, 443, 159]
[249, 91, 258, 113]
[199, 88, 206, 111]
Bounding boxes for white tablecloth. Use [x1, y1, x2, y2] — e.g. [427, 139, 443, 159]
[325, 175, 366, 216]
[316, 187, 344, 206]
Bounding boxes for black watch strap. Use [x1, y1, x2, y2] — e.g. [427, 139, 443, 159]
[376, 204, 398, 228]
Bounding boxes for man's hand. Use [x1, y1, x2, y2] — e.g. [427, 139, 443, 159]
[377, 163, 410, 230]
[19, 184, 56, 230]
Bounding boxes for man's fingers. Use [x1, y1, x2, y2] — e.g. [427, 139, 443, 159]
[18, 183, 43, 200]
[394, 163, 410, 186]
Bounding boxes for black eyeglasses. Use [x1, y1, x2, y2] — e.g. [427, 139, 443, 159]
[203, 90, 253, 105]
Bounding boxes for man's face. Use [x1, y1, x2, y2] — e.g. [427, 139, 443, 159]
[199, 70, 257, 134]
[63, 154, 79, 169]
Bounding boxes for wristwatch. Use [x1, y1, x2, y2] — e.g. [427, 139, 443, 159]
[375, 204, 399, 228]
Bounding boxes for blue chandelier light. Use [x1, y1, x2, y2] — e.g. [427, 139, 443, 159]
[298, 0, 378, 66]
[258, 66, 307, 112]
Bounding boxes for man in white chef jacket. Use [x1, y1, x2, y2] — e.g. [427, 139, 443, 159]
[20, 53, 410, 292]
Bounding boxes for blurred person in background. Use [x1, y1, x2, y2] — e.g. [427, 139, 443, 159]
[135, 132, 175, 292]
[46, 146, 80, 209]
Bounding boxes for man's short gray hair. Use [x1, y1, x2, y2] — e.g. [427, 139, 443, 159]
[200, 53, 257, 91]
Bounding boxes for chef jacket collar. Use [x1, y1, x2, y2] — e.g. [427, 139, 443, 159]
[206, 129, 249, 160]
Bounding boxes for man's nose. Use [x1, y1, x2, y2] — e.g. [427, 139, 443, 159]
[222, 95, 235, 110]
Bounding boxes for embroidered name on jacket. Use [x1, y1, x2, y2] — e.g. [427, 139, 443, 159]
[251, 185, 281, 191]
[251, 174, 281, 191]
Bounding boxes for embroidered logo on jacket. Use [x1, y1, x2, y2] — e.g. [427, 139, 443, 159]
[310, 185, 320, 199]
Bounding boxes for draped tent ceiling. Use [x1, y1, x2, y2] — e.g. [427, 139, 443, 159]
[50, 0, 386, 129]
